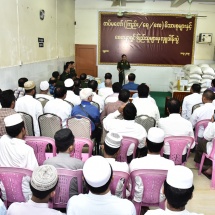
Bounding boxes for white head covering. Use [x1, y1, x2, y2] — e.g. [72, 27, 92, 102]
[31, 165, 58, 191]
[83, 156, 111, 188]
[24, 81, 36, 90]
[80, 88, 93, 100]
[166, 166, 193, 189]
[105, 132, 122, 149]
[147, 127, 164, 143]
[64, 78, 74, 88]
[40, 81, 49, 91]
[4, 113, 23, 127]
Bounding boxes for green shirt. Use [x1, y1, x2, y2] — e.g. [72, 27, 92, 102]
[60, 71, 73, 82]
[70, 68, 77, 79]
[117, 60, 131, 71]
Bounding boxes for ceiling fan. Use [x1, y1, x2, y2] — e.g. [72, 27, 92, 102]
[185, 0, 207, 19]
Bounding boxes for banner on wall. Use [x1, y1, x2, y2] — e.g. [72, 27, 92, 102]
[98, 12, 196, 66]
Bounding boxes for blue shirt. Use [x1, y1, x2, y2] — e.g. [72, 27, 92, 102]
[71, 101, 100, 131]
[98, 82, 105, 89]
[122, 82, 139, 91]
[49, 84, 55, 95]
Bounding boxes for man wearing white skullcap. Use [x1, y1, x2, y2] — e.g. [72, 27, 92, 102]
[145, 166, 203, 215]
[7, 165, 64, 215]
[103, 132, 129, 198]
[0, 113, 38, 201]
[67, 156, 136, 215]
[130, 127, 174, 203]
[64, 78, 81, 106]
[35, 81, 54, 102]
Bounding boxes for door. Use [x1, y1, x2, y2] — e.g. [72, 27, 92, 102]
[75, 44, 97, 77]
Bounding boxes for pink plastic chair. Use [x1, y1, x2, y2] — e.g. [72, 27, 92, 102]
[130, 169, 167, 215]
[163, 136, 194, 165]
[198, 138, 215, 188]
[194, 119, 210, 144]
[50, 168, 83, 208]
[71, 137, 93, 162]
[110, 171, 129, 198]
[0, 167, 32, 207]
[25, 136, 57, 165]
[116, 136, 139, 163]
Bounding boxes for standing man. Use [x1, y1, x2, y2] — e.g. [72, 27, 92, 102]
[117, 54, 130, 86]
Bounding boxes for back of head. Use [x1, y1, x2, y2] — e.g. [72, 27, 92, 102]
[104, 133, 122, 156]
[80, 73, 87, 80]
[64, 78, 74, 91]
[24, 81, 36, 94]
[128, 73, 135, 82]
[52, 71, 59, 79]
[138, 83, 149, 98]
[18, 77, 28, 88]
[191, 84, 201, 93]
[118, 89, 130, 102]
[203, 89, 214, 102]
[212, 79, 215, 87]
[167, 98, 181, 114]
[74, 78, 81, 87]
[88, 80, 98, 92]
[105, 79, 112, 87]
[123, 103, 137, 120]
[80, 88, 93, 101]
[64, 63, 69, 71]
[54, 87, 67, 98]
[112, 82, 122, 93]
[104, 73, 112, 80]
[0, 90, 15, 108]
[40, 81, 49, 92]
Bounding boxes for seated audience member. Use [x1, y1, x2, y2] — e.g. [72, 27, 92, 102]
[80, 73, 89, 88]
[52, 71, 60, 80]
[130, 127, 174, 203]
[60, 62, 73, 82]
[122, 73, 138, 91]
[103, 103, 147, 160]
[49, 78, 57, 96]
[98, 79, 114, 100]
[44, 87, 71, 128]
[14, 77, 28, 100]
[98, 72, 112, 89]
[158, 98, 194, 162]
[52, 71, 64, 88]
[100, 89, 130, 121]
[182, 84, 202, 120]
[207, 78, 215, 92]
[15, 81, 43, 136]
[105, 82, 122, 104]
[0, 199, 6, 215]
[35, 81, 53, 101]
[70, 61, 77, 79]
[7, 165, 65, 215]
[88, 80, 104, 113]
[0, 90, 16, 136]
[67, 156, 136, 215]
[103, 132, 129, 198]
[190, 90, 215, 140]
[74, 78, 81, 95]
[145, 166, 203, 215]
[0, 114, 38, 201]
[64, 78, 81, 106]
[132, 84, 160, 125]
[44, 128, 83, 196]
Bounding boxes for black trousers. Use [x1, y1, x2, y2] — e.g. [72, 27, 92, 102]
[119, 71, 125, 86]
[91, 126, 102, 155]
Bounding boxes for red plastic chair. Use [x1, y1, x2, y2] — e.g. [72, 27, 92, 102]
[25, 136, 57, 165]
[51, 168, 83, 209]
[0, 167, 33, 207]
[130, 169, 167, 215]
[163, 136, 194, 165]
[110, 171, 129, 198]
[198, 138, 215, 188]
[194, 119, 210, 144]
[116, 136, 139, 163]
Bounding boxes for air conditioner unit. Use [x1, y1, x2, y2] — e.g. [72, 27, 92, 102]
[198, 33, 213, 44]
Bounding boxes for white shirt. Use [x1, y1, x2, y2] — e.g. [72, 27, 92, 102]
[182, 93, 202, 120]
[65, 90, 81, 106]
[129, 154, 174, 202]
[35, 94, 54, 101]
[105, 93, 119, 104]
[7, 200, 64, 215]
[98, 82, 105, 89]
[103, 110, 147, 156]
[0, 199, 6, 215]
[67, 191, 136, 215]
[158, 114, 195, 155]
[44, 98, 71, 128]
[145, 208, 203, 215]
[92, 92, 104, 113]
[15, 95, 43, 136]
[98, 87, 114, 100]
[132, 97, 160, 125]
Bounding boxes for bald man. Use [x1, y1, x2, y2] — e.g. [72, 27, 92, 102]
[98, 79, 114, 100]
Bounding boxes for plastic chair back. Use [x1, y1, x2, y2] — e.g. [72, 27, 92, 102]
[135, 115, 156, 133]
[38, 113, 62, 138]
[36, 97, 49, 108]
[192, 103, 203, 114]
[64, 100, 74, 108]
[25, 136, 57, 165]
[164, 136, 194, 165]
[91, 101, 100, 110]
[0, 167, 32, 207]
[116, 136, 139, 163]
[17, 112, 35, 136]
[130, 169, 167, 215]
[194, 119, 210, 144]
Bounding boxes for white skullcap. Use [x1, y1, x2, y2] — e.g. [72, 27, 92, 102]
[166, 166, 193, 189]
[40, 81, 49, 91]
[80, 88, 93, 100]
[83, 156, 111, 188]
[105, 132, 122, 149]
[64, 78, 74, 87]
[147, 127, 165, 143]
[31, 165, 58, 191]
[4, 113, 23, 127]
[24, 81, 36, 90]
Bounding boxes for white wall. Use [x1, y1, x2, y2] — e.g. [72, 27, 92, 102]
[75, 0, 215, 91]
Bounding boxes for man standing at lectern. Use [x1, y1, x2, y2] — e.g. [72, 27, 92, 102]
[117, 54, 130, 86]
